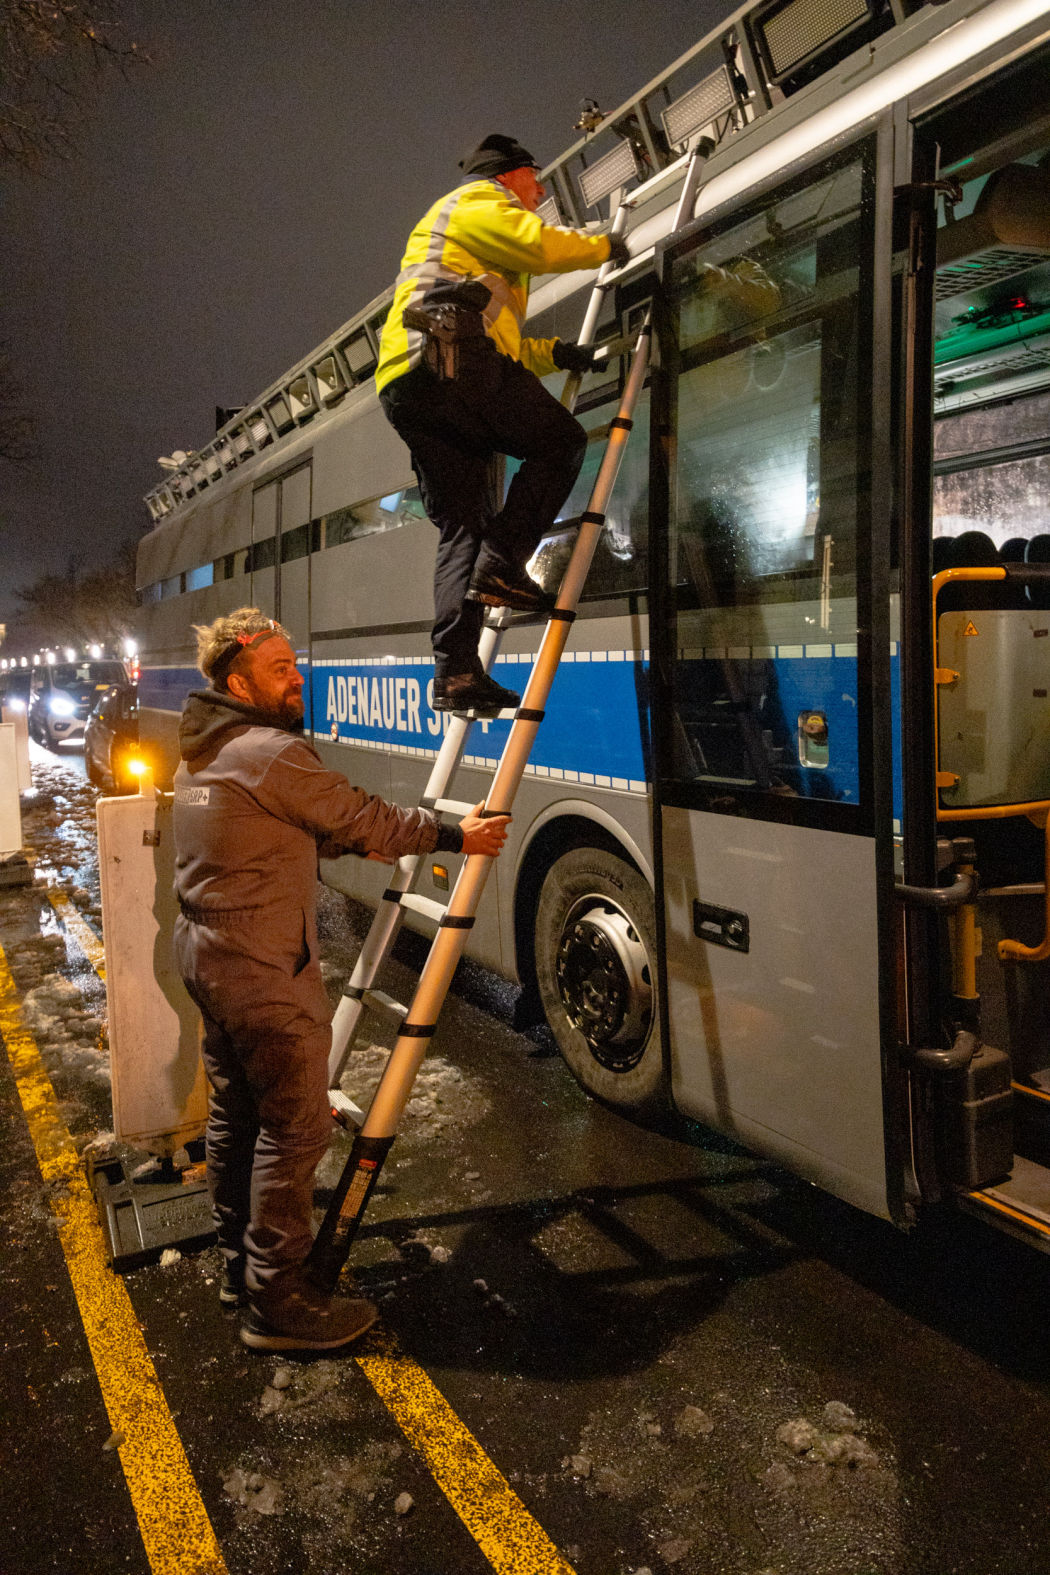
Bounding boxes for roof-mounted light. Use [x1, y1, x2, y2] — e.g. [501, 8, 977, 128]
[661, 64, 737, 147]
[752, 0, 875, 87]
[265, 394, 294, 434]
[339, 329, 377, 382]
[579, 138, 640, 210]
[248, 411, 271, 447]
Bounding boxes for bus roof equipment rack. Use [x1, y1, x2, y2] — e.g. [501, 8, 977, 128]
[143, 0, 941, 527]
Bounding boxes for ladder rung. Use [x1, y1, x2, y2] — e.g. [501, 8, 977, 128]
[399, 892, 450, 924]
[450, 701, 520, 715]
[362, 988, 409, 1024]
[329, 1089, 365, 1130]
[483, 610, 551, 630]
[432, 797, 475, 817]
[594, 333, 635, 359]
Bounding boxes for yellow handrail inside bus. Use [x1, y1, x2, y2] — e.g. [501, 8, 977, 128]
[931, 566, 1050, 964]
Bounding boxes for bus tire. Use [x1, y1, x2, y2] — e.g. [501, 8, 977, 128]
[535, 847, 666, 1114]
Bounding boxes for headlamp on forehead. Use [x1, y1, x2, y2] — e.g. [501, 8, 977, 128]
[210, 620, 279, 686]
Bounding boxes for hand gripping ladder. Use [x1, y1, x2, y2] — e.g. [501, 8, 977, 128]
[308, 139, 712, 1291]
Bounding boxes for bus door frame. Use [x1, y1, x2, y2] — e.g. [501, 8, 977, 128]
[649, 110, 909, 1224]
[894, 26, 1050, 1198]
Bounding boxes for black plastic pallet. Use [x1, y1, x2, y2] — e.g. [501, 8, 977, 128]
[88, 1153, 215, 1270]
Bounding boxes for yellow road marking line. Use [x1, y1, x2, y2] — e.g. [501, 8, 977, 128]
[46, 886, 107, 980]
[357, 1329, 577, 1575]
[27, 844, 578, 1574]
[0, 941, 227, 1575]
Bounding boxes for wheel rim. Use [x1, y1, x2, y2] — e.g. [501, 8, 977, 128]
[554, 894, 653, 1071]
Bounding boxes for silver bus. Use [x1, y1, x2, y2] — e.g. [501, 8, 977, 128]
[138, 0, 1050, 1248]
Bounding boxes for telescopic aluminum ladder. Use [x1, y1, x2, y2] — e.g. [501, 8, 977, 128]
[308, 139, 712, 1291]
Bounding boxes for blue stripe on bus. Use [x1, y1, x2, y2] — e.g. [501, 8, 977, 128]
[139, 648, 903, 812]
[311, 659, 650, 786]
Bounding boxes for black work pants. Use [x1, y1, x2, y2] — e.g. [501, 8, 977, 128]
[174, 915, 332, 1305]
[380, 344, 587, 677]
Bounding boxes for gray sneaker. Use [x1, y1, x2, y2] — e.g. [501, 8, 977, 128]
[241, 1284, 377, 1352]
[219, 1257, 246, 1309]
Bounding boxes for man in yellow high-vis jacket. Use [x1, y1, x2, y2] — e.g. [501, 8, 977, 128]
[377, 132, 629, 716]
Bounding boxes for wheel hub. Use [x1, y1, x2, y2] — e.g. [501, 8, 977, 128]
[555, 896, 652, 1071]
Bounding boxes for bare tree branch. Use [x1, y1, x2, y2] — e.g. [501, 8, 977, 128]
[6, 541, 137, 652]
[0, 1, 147, 173]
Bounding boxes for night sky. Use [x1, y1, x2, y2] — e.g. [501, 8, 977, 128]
[0, 0, 726, 622]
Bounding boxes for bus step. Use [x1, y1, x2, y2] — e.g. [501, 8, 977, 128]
[399, 892, 450, 924]
[361, 988, 409, 1024]
[330, 1089, 365, 1131]
[1011, 1080, 1050, 1169]
[964, 1153, 1050, 1252]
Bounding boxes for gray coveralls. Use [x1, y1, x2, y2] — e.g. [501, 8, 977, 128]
[172, 688, 457, 1302]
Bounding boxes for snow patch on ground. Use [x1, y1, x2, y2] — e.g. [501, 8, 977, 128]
[559, 1381, 902, 1573]
[336, 1043, 490, 1144]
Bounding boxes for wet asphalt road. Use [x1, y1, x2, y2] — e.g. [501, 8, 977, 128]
[2, 742, 1050, 1575]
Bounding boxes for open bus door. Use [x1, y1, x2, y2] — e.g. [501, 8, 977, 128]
[902, 35, 1050, 1249]
[650, 126, 906, 1223]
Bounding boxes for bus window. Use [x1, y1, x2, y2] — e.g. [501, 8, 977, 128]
[932, 156, 1050, 557]
[280, 523, 311, 563]
[250, 536, 276, 571]
[323, 491, 419, 549]
[666, 149, 871, 811]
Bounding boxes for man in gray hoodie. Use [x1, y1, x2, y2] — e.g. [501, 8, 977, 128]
[173, 608, 509, 1352]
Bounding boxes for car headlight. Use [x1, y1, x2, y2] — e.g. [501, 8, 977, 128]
[49, 696, 76, 717]
[4, 698, 26, 713]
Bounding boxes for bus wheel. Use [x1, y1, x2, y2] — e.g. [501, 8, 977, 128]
[535, 847, 665, 1113]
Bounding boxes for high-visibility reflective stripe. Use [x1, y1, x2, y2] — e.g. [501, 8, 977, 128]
[0, 943, 227, 1575]
[357, 1328, 578, 1575]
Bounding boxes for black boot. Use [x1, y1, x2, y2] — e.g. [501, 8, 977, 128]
[465, 563, 557, 614]
[432, 670, 520, 716]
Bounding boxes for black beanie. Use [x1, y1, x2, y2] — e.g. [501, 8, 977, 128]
[459, 133, 538, 179]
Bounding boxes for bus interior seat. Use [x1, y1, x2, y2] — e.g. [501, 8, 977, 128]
[1025, 533, 1050, 608]
[932, 534, 954, 575]
[940, 529, 1004, 609]
[1000, 535, 1028, 562]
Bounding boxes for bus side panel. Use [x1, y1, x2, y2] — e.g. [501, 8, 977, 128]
[662, 805, 890, 1219]
[310, 395, 414, 519]
[137, 486, 251, 590]
[312, 518, 436, 636]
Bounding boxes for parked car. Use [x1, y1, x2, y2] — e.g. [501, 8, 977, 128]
[28, 659, 128, 749]
[0, 670, 33, 714]
[84, 683, 140, 791]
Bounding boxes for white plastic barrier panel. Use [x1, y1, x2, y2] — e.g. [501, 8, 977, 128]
[97, 781, 208, 1153]
[0, 724, 21, 855]
[0, 705, 31, 792]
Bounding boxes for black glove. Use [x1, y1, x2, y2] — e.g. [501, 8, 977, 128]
[606, 233, 631, 269]
[552, 340, 596, 374]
